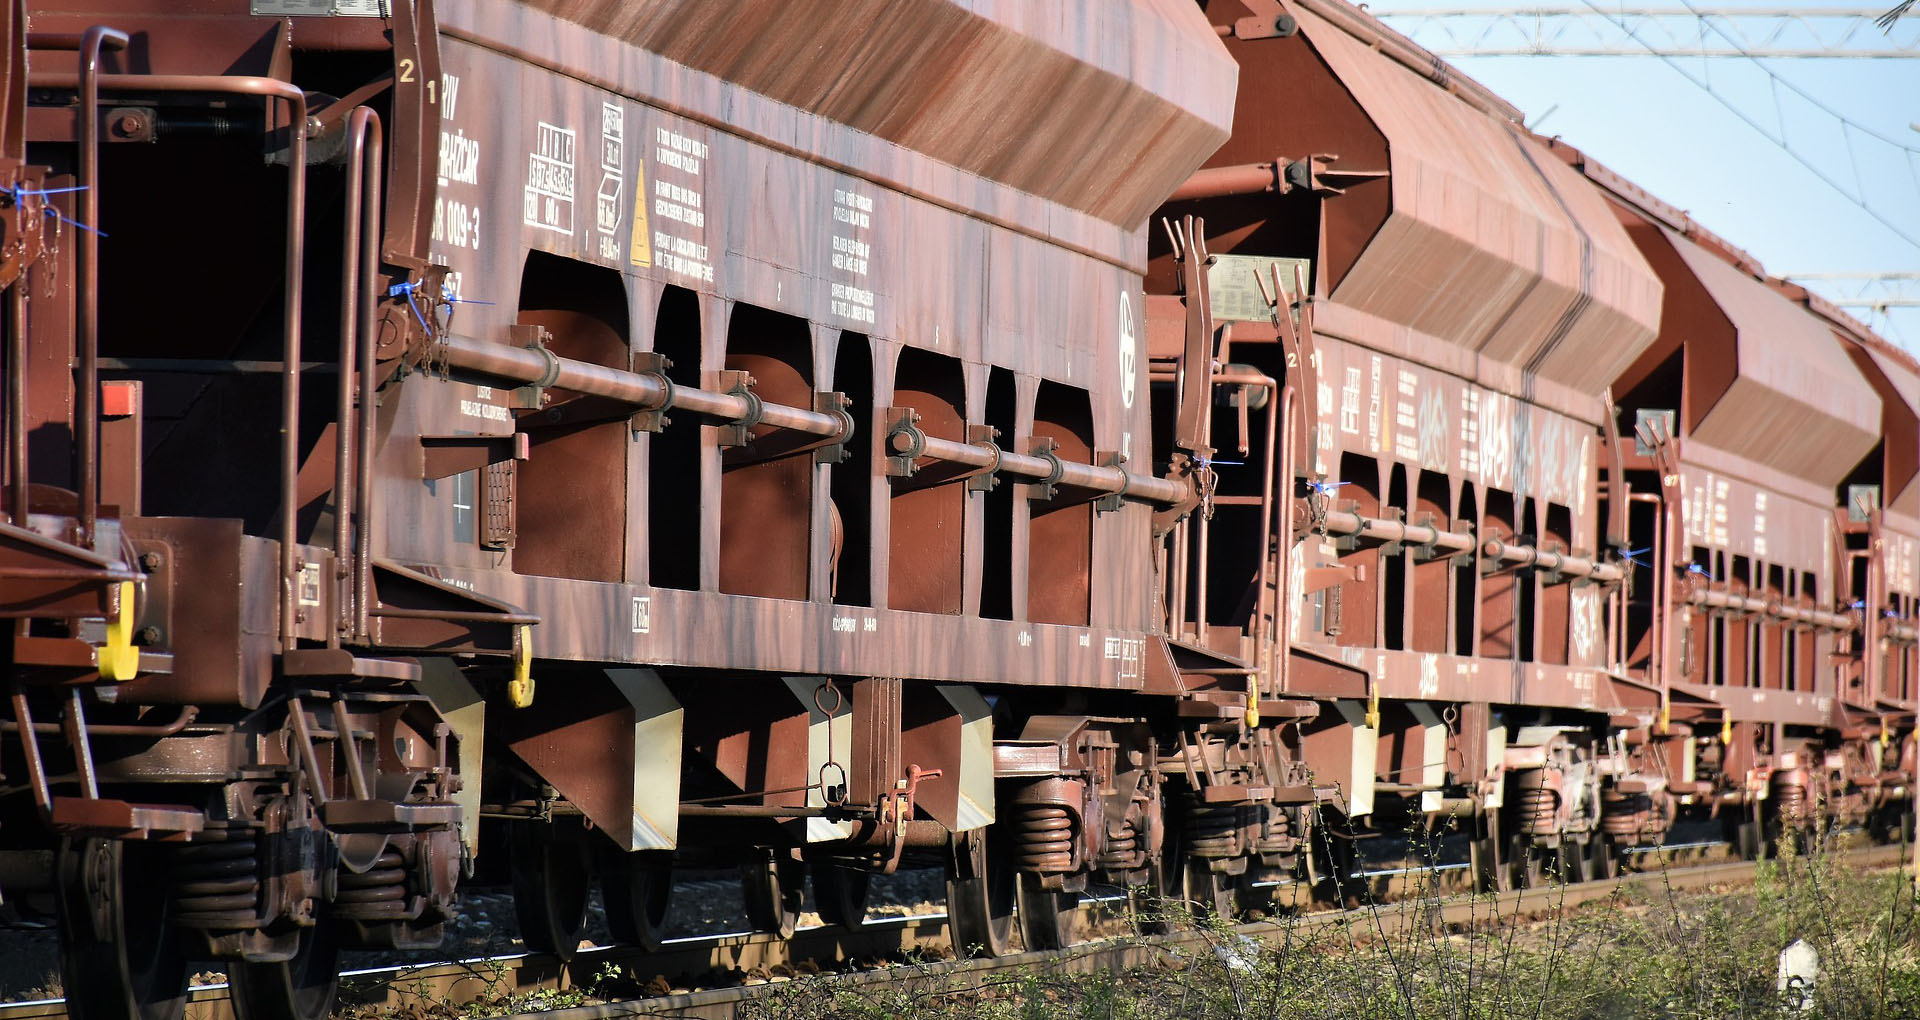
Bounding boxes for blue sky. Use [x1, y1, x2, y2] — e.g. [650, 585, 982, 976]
[1370, 2, 1920, 352]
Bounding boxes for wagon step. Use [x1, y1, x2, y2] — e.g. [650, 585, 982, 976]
[282, 648, 421, 682]
[49, 796, 205, 839]
[10, 634, 172, 679]
[321, 798, 460, 832]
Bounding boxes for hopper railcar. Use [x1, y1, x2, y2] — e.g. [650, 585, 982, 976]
[0, 1, 1913, 1019]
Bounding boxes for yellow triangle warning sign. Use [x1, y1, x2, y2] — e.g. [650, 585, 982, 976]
[630, 160, 652, 268]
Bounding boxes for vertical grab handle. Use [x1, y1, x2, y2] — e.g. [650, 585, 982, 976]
[73, 25, 128, 547]
[333, 108, 383, 647]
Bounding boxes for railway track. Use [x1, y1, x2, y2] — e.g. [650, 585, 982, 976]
[5, 840, 1898, 1020]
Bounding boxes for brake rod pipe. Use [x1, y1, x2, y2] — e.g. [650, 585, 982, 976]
[433, 333, 854, 443]
[1305, 506, 1623, 582]
[1313, 507, 1478, 558]
[883, 421, 1188, 507]
[1479, 538, 1625, 584]
[1686, 588, 1859, 633]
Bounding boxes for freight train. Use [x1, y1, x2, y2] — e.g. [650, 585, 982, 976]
[0, 0, 1913, 1018]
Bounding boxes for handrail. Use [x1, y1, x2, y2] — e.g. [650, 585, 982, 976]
[336, 108, 382, 647]
[355, 116, 383, 648]
[24, 27, 129, 545]
[31, 72, 311, 648]
[1273, 384, 1296, 694]
[74, 27, 129, 547]
[7, 276, 25, 526]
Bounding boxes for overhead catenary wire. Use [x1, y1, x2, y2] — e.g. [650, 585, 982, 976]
[1573, 0, 1920, 249]
[1369, 6, 1920, 57]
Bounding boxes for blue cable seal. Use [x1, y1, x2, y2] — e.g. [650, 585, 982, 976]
[6, 184, 106, 237]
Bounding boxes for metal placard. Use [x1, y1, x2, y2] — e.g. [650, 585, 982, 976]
[1633, 408, 1677, 456]
[1848, 484, 1882, 523]
[250, 0, 384, 15]
[1207, 254, 1308, 323]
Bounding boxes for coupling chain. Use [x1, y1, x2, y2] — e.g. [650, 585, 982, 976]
[813, 679, 848, 807]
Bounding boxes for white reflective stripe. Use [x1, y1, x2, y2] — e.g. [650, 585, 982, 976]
[1408, 702, 1447, 814]
[1330, 700, 1377, 818]
[414, 658, 486, 857]
[939, 684, 996, 831]
[609, 668, 682, 851]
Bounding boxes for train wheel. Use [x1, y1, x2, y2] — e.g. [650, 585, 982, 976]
[1722, 809, 1760, 860]
[55, 838, 190, 1020]
[1470, 815, 1509, 893]
[509, 819, 594, 960]
[1307, 815, 1357, 905]
[1559, 837, 1591, 883]
[741, 852, 804, 939]
[1235, 870, 1278, 919]
[1508, 834, 1543, 889]
[1867, 804, 1896, 844]
[1183, 860, 1239, 918]
[227, 923, 340, 1020]
[1015, 873, 1080, 950]
[1589, 836, 1618, 880]
[812, 863, 870, 930]
[946, 831, 1014, 957]
[1132, 859, 1177, 935]
[1876, 806, 1917, 847]
[601, 850, 672, 951]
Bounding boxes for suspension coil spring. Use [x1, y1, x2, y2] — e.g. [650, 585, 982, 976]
[1010, 803, 1075, 873]
[172, 835, 259, 927]
[1770, 770, 1809, 823]
[1186, 800, 1241, 858]
[1600, 790, 1656, 839]
[1513, 771, 1559, 836]
[1096, 819, 1140, 871]
[335, 847, 411, 920]
[1253, 805, 1293, 855]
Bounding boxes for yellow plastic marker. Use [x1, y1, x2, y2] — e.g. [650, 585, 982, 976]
[508, 624, 535, 708]
[98, 580, 140, 682]
[1245, 674, 1261, 728]
[1720, 716, 1733, 745]
[1657, 699, 1671, 735]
